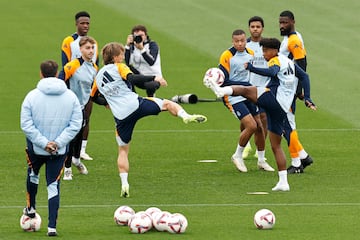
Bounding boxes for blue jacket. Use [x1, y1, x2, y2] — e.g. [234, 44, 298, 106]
[20, 77, 82, 155]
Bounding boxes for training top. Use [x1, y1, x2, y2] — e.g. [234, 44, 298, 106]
[248, 54, 297, 112]
[61, 33, 99, 67]
[246, 39, 270, 87]
[280, 31, 306, 61]
[94, 63, 137, 120]
[59, 58, 98, 109]
[219, 46, 254, 104]
[20, 78, 82, 155]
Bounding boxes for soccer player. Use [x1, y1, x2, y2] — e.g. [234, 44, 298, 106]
[204, 38, 316, 191]
[125, 25, 163, 97]
[91, 42, 207, 198]
[279, 10, 314, 173]
[244, 16, 270, 159]
[59, 36, 98, 180]
[20, 60, 82, 236]
[217, 29, 274, 173]
[61, 11, 99, 161]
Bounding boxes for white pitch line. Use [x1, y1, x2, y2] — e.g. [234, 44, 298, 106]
[1, 128, 360, 134]
[2, 202, 360, 209]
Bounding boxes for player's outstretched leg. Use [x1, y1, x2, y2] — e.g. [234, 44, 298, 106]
[162, 99, 207, 124]
[203, 76, 226, 98]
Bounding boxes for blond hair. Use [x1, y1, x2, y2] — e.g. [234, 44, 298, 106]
[102, 42, 125, 65]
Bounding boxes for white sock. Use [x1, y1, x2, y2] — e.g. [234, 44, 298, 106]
[235, 144, 244, 158]
[291, 157, 301, 167]
[81, 140, 88, 154]
[119, 173, 129, 186]
[278, 170, 288, 184]
[298, 149, 308, 159]
[177, 109, 190, 119]
[48, 227, 56, 233]
[72, 157, 80, 166]
[64, 167, 72, 172]
[223, 86, 234, 95]
[257, 150, 265, 162]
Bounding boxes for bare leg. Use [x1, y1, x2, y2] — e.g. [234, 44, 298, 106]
[161, 99, 182, 116]
[253, 114, 265, 151]
[260, 112, 268, 139]
[231, 86, 258, 103]
[239, 115, 257, 147]
[268, 132, 286, 171]
[118, 144, 130, 173]
[118, 144, 130, 197]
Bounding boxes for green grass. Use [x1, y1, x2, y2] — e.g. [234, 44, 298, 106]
[1, 0, 360, 239]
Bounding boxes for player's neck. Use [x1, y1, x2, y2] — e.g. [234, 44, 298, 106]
[251, 36, 262, 42]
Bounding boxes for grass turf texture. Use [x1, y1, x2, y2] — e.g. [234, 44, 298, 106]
[1, 0, 360, 239]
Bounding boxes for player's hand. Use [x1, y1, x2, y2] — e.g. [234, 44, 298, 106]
[244, 62, 249, 69]
[304, 98, 317, 110]
[45, 141, 58, 155]
[155, 76, 168, 87]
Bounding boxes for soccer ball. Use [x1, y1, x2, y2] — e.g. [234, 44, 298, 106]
[128, 212, 152, 234]
[20, 213, 42, 232]
[254, 209, 276, 229]
[114, 205, 135, 226]
[145, 207, 162, 219]
[166, 213, 188, 234]
[152, 211, 171, 232]
[203, 67, 225, 86]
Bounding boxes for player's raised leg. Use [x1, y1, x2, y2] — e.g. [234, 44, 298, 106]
[161, 99, 207, 123]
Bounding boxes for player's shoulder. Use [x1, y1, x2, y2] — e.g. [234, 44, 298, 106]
[64, 58, 81, 71]
[278, 54, 294, 66]
[268, 55, 282, 66]
[288, 32, 302, 43]
[245, 47, 254, 56]
[221, 47, 236, 58]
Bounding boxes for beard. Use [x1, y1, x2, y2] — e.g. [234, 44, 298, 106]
[280, 28, 291, 36]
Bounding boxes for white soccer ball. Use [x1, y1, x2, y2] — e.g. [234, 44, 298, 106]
[254, 209, 276, 229]
[166, 213, 188, 234]
[20, 213, 42, 232]
[128, 212, 152, 234]
[114, 205, 135, 226]
[203, 67, 225, 86]
[152, 211, 171, 232]
[145, 207, 162, 219]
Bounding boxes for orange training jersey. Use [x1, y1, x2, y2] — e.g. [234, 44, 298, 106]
[280, 31, 306, 60]
[61, 33, 99, 67]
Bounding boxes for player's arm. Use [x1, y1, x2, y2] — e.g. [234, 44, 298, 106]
[127, 74, 161, 90]
[218, 50, 232, 84]
[294, 64, 316, 109]
[94, 40, 100, 66]
[20, 95, 49, 150]
[294, 58, 307, 72]
[58, 60, 80, 83]
[117, 63, 162, 90]
[288, 36, 307, 71]
[90, 81, 108, 106]
[61, 37, 73, 67]
[246, 60, 280, 77]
